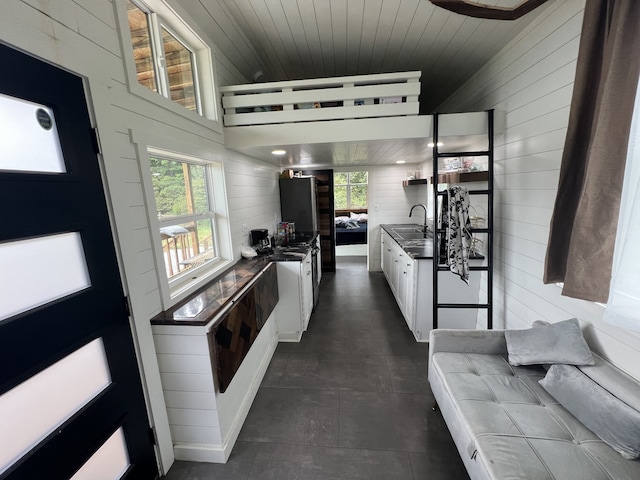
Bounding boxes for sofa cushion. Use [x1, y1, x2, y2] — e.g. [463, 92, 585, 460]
[540, 363, 640, 460]
[504, 318, 594, 366]
[429, 351, 640, 480]
[476, 436, 640, 480]
[579, 353, 640, 413]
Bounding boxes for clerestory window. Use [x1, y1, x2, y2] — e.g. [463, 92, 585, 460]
[126, 0, 200, 113]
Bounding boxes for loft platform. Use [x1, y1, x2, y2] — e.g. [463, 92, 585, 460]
[220, 72, 421, 126]
[219, 72, 503, 161]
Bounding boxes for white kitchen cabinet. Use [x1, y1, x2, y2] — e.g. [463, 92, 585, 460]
[381, 231, 393, 283]
[381, 231, 387, 273]
[382, 232, 415, 327]
[381, 231, 481, 341]
[301, 253, 314, 330]
[275, 251, 314, 341]
[315, 235, 322, 285]
[400, 255, 415, 331]
[388, 235, 405, 298]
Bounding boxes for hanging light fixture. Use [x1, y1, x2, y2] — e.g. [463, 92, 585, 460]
[429, 0, 550, 20]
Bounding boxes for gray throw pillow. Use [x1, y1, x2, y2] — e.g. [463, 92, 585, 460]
[540, 364, 640, 460]
[505, 318, 594, 366]
[531, 320, 550, 327]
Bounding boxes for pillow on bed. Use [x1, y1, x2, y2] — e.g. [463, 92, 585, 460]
[350, 212, 368, 223]
[335, 216, 359, 229]
[505, 318, 594, 366]
[540, 364, 640, 460]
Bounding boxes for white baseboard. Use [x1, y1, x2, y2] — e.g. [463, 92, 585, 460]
[173, 443, 226, 463]
[277, 331, 302, 342]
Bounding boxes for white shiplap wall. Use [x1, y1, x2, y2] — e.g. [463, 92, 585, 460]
[438, 0, 640, 380]
[366, 164, 426, 270]
[0, 0, 278, 474]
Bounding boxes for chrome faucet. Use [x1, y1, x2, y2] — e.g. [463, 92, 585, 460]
[409, 203, 428, 233]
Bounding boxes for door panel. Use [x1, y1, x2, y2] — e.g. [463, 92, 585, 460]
[0, 44, 157, 479]
[0, 232, 91, 321]
[0, 92, 66, 173]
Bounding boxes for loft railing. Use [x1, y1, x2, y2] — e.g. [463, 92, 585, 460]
[219, 71, 421, 127]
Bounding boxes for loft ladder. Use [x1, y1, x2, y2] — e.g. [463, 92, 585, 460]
[431, 110, 494, 330]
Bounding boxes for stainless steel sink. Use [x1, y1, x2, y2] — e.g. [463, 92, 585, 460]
[405, 239, 430, 246]
[395, 232, 428, 240]
[392, 227, 423, 234]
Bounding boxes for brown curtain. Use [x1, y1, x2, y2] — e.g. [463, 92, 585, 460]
[544, 0, 640, 302]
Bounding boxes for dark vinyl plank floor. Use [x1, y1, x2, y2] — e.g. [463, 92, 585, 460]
[162, 256, 469, 480]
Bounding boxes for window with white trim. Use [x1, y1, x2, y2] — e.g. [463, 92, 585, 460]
[605, 80, 640, 331]
[334, 171, 368, 210]
[150, 155, 216, 278]
[123, 0, 217, 119]
[146, 148, 231, 302]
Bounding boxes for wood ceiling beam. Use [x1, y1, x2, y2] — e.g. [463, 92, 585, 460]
[429, 0, 550, 20]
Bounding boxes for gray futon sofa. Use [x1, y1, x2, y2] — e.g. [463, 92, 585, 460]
[428, 320, 640, 480]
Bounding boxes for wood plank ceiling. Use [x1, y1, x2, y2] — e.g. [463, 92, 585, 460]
[177, 0, 554, 166]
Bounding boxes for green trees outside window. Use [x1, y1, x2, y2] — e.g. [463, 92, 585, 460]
[149, 156, 217, 279]
[334, 171, 368, 210]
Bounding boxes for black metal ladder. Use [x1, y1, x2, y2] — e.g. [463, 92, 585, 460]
[431, 110, 494, 330]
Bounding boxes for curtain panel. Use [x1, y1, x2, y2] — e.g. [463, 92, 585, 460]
[543, 0, 640, 302]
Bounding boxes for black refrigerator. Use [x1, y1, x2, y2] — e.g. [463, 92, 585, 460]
[279, 176, 318, 232]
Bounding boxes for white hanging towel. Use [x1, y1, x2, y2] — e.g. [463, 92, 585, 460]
[444, 186, 472, 283]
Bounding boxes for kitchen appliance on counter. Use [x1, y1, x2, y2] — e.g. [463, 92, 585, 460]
[279, 176, 318, 233]
[250, 229, 272, 254]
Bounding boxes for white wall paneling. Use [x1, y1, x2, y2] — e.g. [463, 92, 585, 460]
[366, 164, 426, 271]
[439, 0, 640, 380]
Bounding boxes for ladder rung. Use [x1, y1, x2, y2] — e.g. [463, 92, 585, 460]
[436, 228, 490, 234]
[435, 151, 489, 158]
[437, 265, 490, 271]
[437, 189, 490, 196]
[436, 303, 491, 309]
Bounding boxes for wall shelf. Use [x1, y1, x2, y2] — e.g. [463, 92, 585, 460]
[431, 171, 489, 184]
[402, 171, 488, 187]
[402, 178, 429, 186]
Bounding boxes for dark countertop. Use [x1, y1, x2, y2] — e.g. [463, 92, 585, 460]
[380, 224, 485, 262]
[150, 257, 273, 325]
[381, 224, 434, 259]
[151, 232, 318, 326]
[261, 231, 318, 262]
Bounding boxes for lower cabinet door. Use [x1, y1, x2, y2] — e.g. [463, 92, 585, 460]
[301, 253, 313, 330]
[211, 288, 258, 393]
[402, 259, 415, 330]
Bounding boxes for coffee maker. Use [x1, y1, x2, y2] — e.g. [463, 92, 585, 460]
[250, 229, 271, 254]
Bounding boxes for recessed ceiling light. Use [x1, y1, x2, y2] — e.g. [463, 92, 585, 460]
[427, 142, 444, 148]
[396, 160, 406, 164]
[271, 149, 287, 155]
